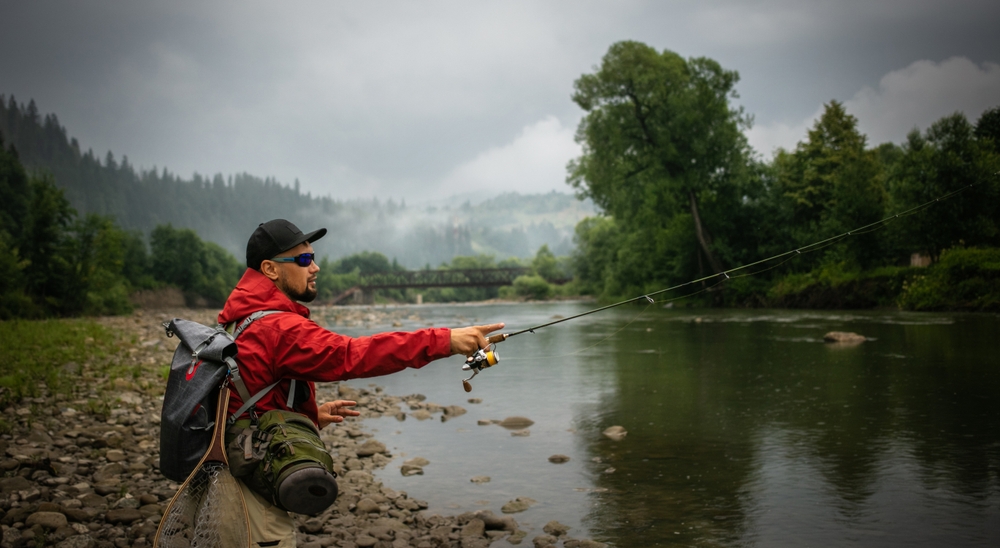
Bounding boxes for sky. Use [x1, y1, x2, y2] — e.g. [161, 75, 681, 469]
[2, 0, 999, 205]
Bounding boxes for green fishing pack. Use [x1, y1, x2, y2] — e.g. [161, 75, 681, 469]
[228, 409, 338, 516]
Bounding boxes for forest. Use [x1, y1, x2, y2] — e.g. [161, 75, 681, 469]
[0, 95, 587, 266]
[1, 40, 998, 318]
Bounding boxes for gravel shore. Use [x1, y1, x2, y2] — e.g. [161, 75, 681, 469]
[0, 307, 605, 548]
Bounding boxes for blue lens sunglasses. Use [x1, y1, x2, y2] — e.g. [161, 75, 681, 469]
[270, 253, 315, 267]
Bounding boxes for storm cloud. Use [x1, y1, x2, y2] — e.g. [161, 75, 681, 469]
[2, 0, 998, 203]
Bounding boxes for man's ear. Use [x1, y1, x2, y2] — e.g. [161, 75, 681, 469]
[259, 260, 281, 281]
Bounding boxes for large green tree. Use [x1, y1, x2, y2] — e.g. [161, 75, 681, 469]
[772, 101, 886, 267]
[568, 41, 751, 278]
[887, 111, 1000, 259]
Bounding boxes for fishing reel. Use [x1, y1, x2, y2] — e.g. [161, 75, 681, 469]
[461, 333, 508, 392]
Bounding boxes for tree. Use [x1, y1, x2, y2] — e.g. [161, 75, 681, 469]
[0, 135, 31, 243]
[333, 251, 396, 275]
[772, 101, 886, 267]
[975, 106, 1000, 153]
[887, 111, 1000, 259]
[569, 41, 751, 278]
[23, 174, 79, 314]
[150, 224, 242, 306]
[531, 245, 559, 282]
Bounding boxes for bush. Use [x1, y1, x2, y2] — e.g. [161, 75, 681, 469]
[510, 274, 553, 300]
[898, 247, 1000, 311]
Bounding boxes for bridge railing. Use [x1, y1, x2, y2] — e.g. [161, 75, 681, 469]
[359, 267, 533, 289]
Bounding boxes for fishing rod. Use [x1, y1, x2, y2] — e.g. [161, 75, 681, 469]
[460, 175, 996, 392]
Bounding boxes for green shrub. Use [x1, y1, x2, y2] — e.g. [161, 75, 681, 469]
[511, 274, 553, 300]
[899, 247, 1000, 311]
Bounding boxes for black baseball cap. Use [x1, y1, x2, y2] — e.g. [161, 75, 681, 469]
[246, 219, 327, 270]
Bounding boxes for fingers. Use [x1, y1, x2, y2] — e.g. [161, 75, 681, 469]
[450, 323, 506, 356]
[318, 400, 361, 428]
[476, 322, 505, 336]
[472, 323, 505, 348]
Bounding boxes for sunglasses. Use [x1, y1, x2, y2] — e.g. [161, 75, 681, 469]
[270, 253, 316, 267]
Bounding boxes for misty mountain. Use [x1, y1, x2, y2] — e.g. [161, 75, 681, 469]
[1, 95, 594, 267]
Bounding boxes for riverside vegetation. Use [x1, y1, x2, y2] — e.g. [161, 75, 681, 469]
[0, 308, 607, 548]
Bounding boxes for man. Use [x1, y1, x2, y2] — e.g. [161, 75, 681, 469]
[218, 219, 503, 546]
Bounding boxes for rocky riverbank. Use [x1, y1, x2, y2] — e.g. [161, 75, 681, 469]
[0, 308, 605, 548]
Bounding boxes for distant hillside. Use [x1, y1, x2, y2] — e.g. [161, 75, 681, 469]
[0, 95, 594, 266]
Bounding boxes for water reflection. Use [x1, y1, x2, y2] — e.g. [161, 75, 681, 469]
[329, 305, 998, 546]
[579, 309, 1000, 547]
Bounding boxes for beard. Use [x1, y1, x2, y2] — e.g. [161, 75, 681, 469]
[279, 279, 318, 303]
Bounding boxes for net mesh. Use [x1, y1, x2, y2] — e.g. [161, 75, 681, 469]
[155, 463, 250, 548]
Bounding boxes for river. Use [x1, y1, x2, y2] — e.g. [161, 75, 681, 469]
[326, 303, 1000, 547]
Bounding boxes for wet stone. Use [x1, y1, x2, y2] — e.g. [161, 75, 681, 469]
[602, 426, 627, 441]
[356, 439, 387, 457]
[499, 417, 534, 429]
[543, 521, 569, 536]
[401, 464, 424, 476]
[502, 497, 537, 514]
[104, 508, 143, 524]
[26, 511, 68, 529]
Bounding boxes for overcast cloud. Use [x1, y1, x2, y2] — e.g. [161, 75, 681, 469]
[2, 1, 998, 204]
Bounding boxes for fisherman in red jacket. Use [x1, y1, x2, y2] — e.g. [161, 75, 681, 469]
[219, 219, 503, 546]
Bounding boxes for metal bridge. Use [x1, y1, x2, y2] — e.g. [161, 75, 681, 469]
[330, 267, 568, 304]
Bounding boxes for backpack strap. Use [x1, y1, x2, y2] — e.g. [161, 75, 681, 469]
[228, 379, 282, 424]
[223, 310, 283, 421]
[222, 310, 301, 424]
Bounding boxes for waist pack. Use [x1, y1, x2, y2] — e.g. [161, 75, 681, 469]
[227, 409, 338, 516]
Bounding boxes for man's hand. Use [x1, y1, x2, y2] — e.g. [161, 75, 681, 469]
[317, 400, 360, 429]
[450, 323, 505, 357]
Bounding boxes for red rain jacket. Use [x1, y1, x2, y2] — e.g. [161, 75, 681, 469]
[218, 268, 452, 426]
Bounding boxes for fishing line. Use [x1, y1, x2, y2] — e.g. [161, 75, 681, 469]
[459, 176, 995, 390]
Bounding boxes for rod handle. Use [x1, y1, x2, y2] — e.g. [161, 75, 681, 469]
[487, 333, 509, 344]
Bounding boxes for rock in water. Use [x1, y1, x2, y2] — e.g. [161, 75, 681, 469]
[548, 454, 570, 464]
[401, 464, 424, 476]
[404, 457, 430, 467]
[543, 520, 570, 536]
[356, 439, 387, 457]
[602, 425, 627, 441]
[823, 331, 866, 344]
[501, 497, 537, 514]
[499, 416, 534, 429]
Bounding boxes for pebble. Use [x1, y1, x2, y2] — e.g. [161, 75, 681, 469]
[501, 497, 537, 514]
[400, 464, 424, 476]
[602, 425, 627, 441]
[499, 416, 535, 429]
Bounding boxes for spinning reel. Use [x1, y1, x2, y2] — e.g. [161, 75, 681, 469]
[461, 333, 508, 392]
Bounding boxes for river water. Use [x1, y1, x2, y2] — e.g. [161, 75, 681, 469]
[328, 303, 1000, 547]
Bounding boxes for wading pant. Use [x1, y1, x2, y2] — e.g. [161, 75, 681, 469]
[239, 479, 297, 547]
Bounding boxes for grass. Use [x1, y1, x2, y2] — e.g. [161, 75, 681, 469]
[0, 318, 120, 408]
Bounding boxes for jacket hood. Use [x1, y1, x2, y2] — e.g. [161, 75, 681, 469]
[218, 268, 310, 325]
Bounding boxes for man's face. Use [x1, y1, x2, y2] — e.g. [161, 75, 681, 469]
[269, 242, 320, 303]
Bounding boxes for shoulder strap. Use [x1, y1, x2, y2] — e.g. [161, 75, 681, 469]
[224, 310, 283, 419]
[222, 310, 301, 423]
